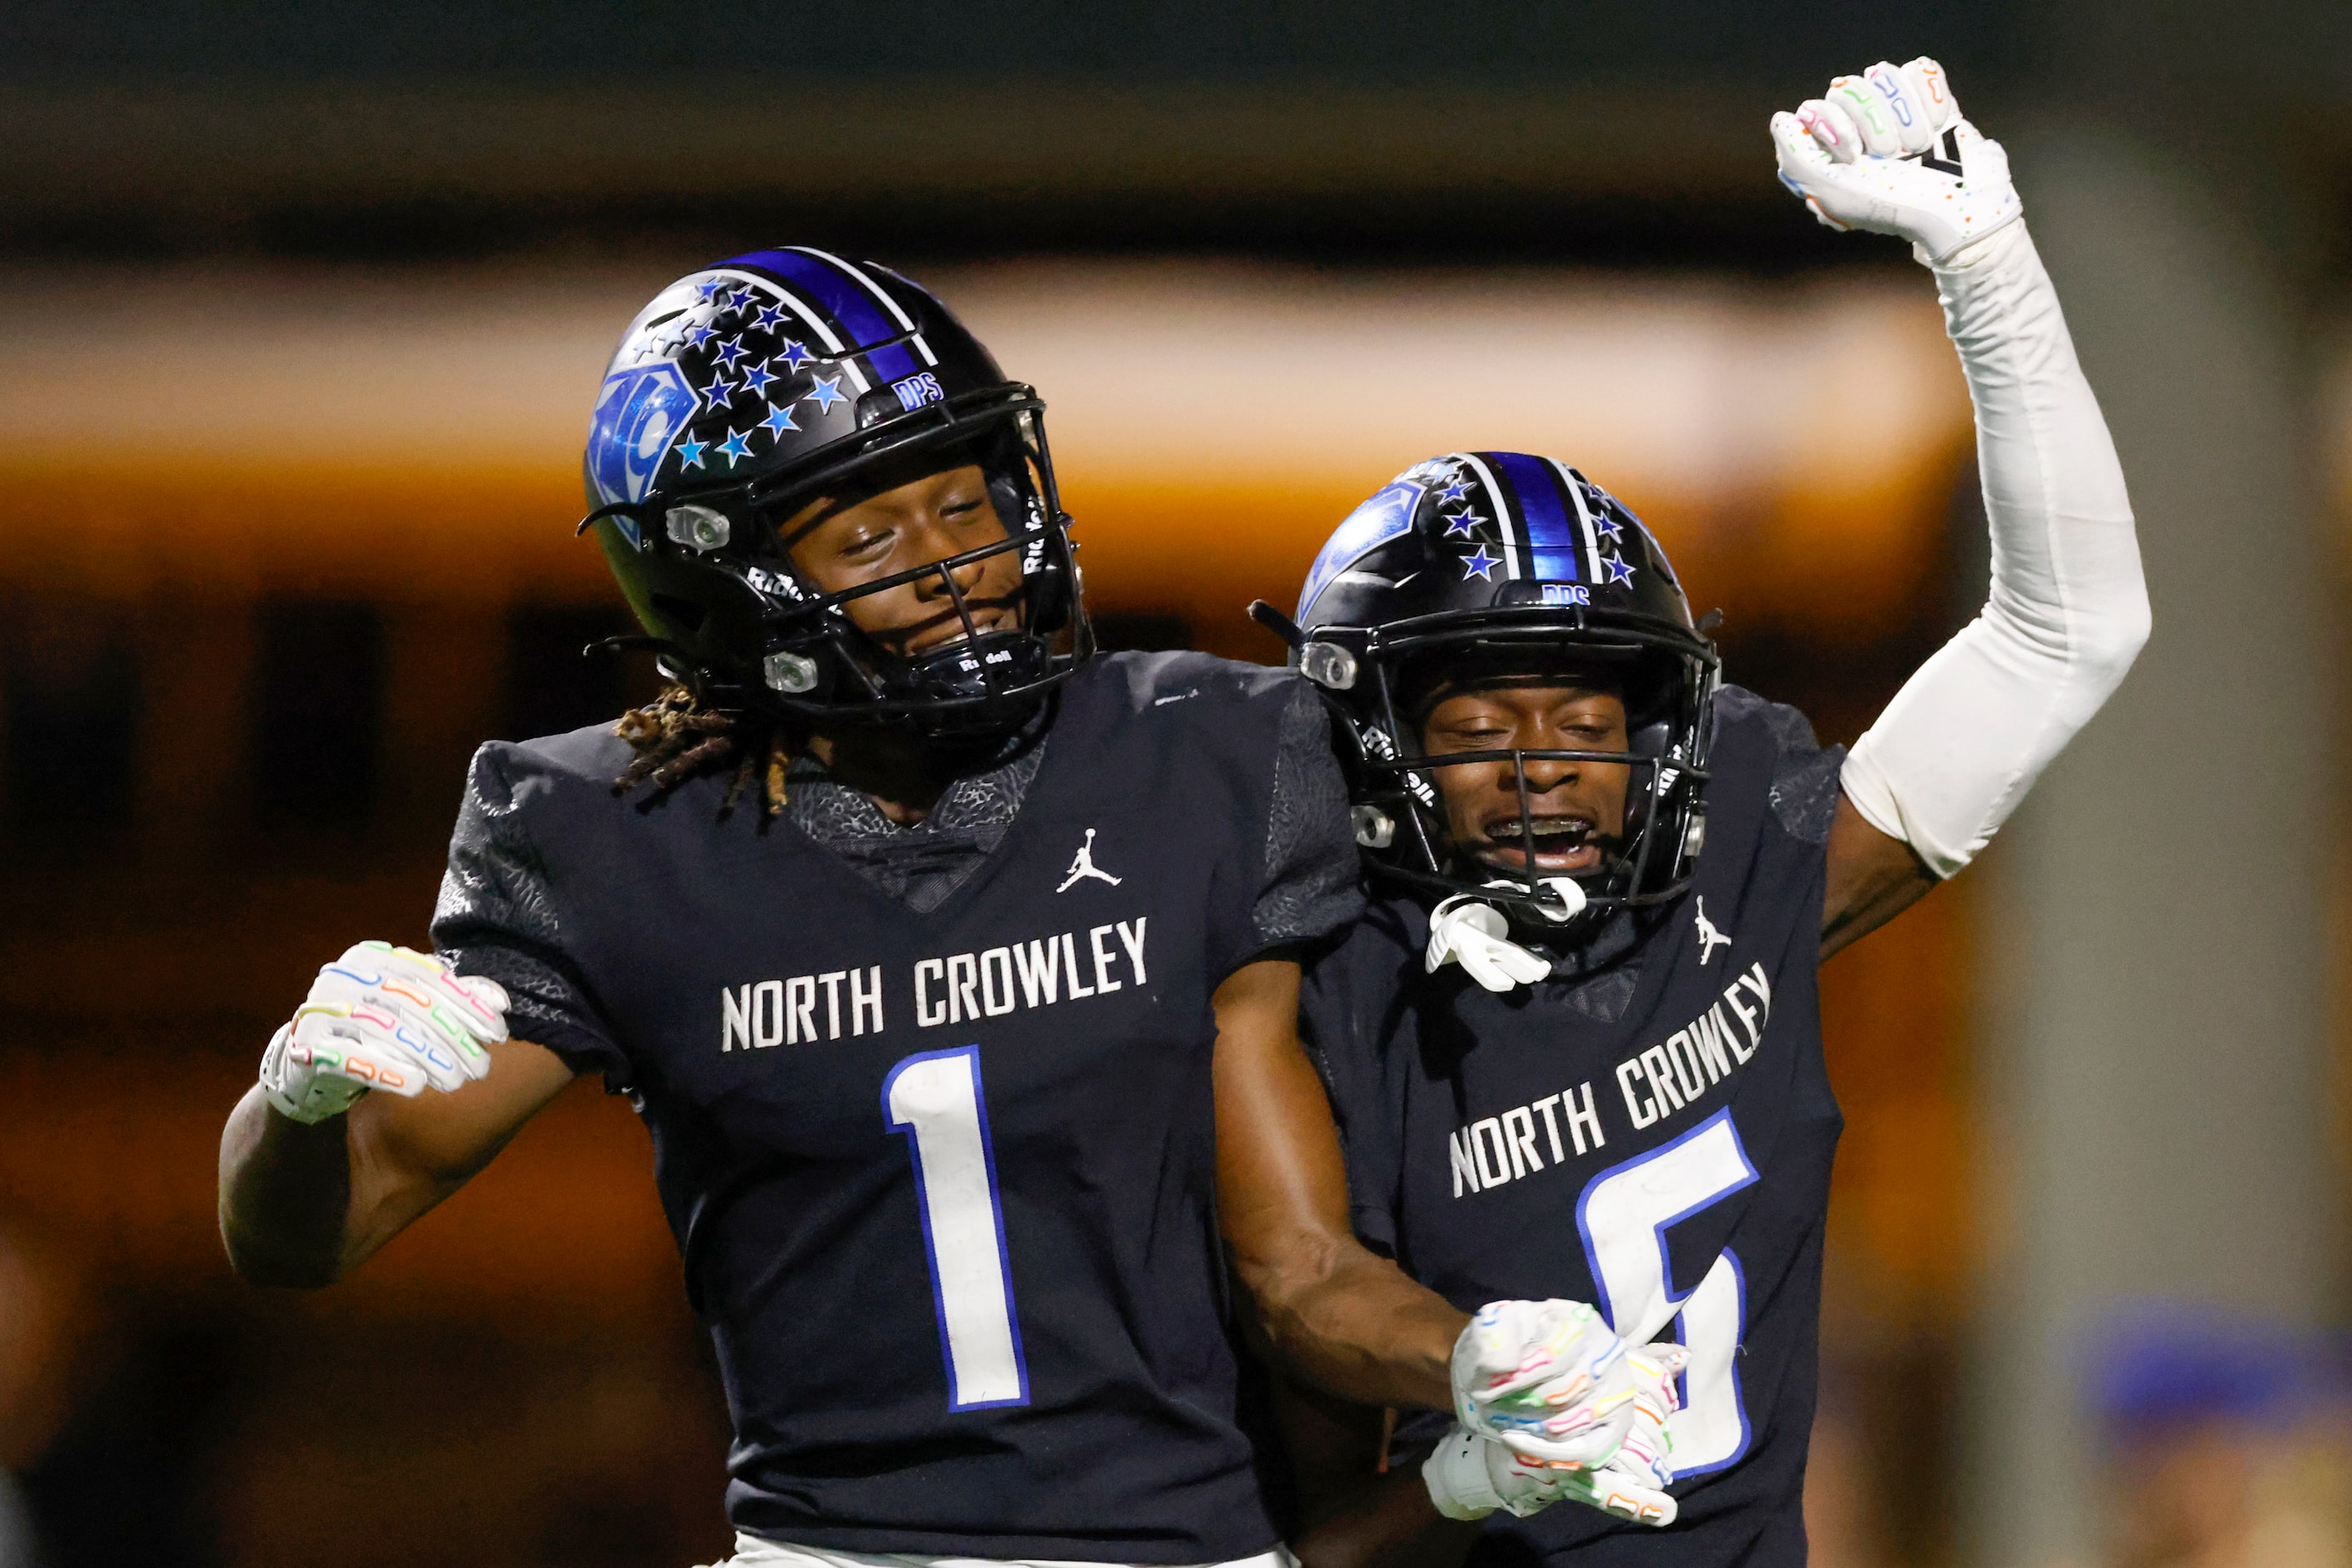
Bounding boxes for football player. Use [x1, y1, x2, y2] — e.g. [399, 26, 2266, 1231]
[216, 251, 1641, 1568]
[1269, 60, 2150, 1565]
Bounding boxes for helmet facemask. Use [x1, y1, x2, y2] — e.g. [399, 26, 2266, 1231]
[589, 402, 1091, 739]
[1341, 621, 1716, 932]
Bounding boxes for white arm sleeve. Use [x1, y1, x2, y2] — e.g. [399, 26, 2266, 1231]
[1839, 221, 2151, 877]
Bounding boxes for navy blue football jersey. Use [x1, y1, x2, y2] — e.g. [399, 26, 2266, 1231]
[432, 653, 1358, 1562]
[1301, 687, 1846, 1568]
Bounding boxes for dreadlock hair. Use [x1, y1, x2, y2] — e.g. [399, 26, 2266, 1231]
[614, 685, 793, 817]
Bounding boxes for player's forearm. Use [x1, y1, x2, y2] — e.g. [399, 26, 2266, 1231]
[1246, 1237, 1466, 1411]
[1936, 222, 2144, 660]
[220, 1084, 477, 1286]
[219, 1085, 358, 1287]
[1839, 222, 2148, 876]
[1293, 1466, 1478, 1568]
[1775, 67, 2150, 881]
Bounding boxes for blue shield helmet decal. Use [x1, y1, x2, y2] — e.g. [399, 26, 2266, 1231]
[1297, 476, 1426, 620]
[586, 361, 697, 518]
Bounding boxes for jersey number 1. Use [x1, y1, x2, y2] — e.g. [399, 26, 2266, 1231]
[883, 1046, 1030, 1410]
[1576, 1108, 1758, 1475]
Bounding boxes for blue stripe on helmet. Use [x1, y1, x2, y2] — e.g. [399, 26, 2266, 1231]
[725, 249, 923, 382]
[1491, 451, 1581, 582]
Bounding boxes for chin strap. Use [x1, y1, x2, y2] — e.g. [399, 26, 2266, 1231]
[1426, 878, 1588, 993]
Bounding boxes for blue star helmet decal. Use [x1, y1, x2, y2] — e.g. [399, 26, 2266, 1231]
[1442, 508, 1485, 539]
[806, 374, 848, 414]
[677, 433, 709, 469]
[1434, 480, 1471, 506]
[714, 336, 751, 368]
[1604, 555, 1636, 585]
[585, 361, 698, 509]
[716, 429, 754, 465]
[741, 360, 778, 398]
[777, 340, 817, 372]
[1461, 544, 1502, 580]
[759, 402, 799, 439]
[753, 303, 789, 332]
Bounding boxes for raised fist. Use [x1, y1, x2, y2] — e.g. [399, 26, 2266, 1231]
[259, 942, 508, 1124]
[1771, 58, 2023, 262]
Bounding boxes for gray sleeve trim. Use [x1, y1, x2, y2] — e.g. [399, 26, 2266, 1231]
[1254, 680, 1366, 948]
[430, 746, 622, 1075]
[1717, 686, 1845, 847]
[1771, 745, 1847, 846]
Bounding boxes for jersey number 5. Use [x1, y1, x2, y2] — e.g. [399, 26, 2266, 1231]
[883, 1046, 1031, 1411]
[1576, 1108, 1758, 1476]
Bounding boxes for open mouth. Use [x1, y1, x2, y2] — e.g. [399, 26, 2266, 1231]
[1474, 814, 1606, 874]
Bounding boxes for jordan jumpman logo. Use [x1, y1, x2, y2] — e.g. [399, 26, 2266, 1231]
[1693, 896, 1732, 965]
[1056, 828, 1124, 893]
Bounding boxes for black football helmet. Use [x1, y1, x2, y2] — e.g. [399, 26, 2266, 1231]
[579, 246, 1090, 732]
[1276, 452, 1719, 925]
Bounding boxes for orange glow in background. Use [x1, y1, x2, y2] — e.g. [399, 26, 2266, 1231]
[0, 257, 1977, 1566]
[0, 260, 1969, 642]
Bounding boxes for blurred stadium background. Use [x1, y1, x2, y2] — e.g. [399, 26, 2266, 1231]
[1, 4, 2348, 1565]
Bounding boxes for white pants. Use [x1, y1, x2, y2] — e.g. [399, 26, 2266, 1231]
[703, 1536, 1296, 1568]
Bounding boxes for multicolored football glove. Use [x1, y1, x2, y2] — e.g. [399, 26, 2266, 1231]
[259, 942, 508, 1124]
[1546, 1339, 1690, 1527]
[1431, 1332, 1691, 1528]
[1423, 1424, 1592, 1520]
[1770, 57, 2023, 263]
[1451, 1299, 1636, 1468]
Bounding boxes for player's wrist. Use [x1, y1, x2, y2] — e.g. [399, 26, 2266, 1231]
[1422, 1428, 1505, 1520]
[1926, 212, 2029, 273]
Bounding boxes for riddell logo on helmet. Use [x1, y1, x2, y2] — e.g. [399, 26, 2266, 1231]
[891, 372, 946, 411]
